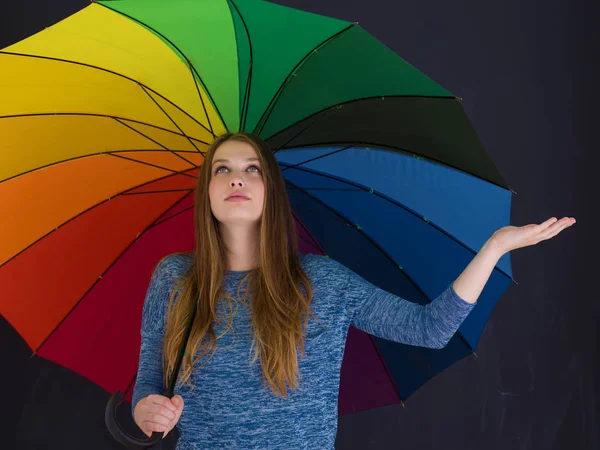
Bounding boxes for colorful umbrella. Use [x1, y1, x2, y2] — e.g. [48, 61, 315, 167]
[0, 0, 514, 447]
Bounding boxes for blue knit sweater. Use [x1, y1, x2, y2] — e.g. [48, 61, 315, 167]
[132, 252, 476, 449]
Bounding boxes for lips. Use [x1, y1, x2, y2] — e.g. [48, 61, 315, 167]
[226, 193, 249, 200]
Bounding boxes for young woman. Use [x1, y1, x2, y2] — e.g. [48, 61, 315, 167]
[130, 132, 574, 449]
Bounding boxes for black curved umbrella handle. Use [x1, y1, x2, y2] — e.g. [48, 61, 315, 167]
[105, 390, 164, 449]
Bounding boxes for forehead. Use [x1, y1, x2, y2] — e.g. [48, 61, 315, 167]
[213, 140, 258, 161]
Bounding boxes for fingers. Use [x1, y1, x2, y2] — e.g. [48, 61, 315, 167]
[136, 394, 185, 439]
[537, 217, 559, 232]
[142, 407, 175, 434]
[150, 394, 177, 412]
[538, 217, 568, 232]
[539, 217, 575, 241]
[140, 395, 179, 436]
[150, 405, 176, 422]
[143, 419, 169, 436]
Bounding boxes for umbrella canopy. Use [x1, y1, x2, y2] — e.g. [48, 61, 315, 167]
[0, 0, 513, 426]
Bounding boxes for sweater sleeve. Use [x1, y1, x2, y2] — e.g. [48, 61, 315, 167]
[334, 258, 476, 349]
[131, 257, 176, 416]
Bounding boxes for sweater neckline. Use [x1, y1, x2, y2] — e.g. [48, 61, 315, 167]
[223, 269, 253, 279]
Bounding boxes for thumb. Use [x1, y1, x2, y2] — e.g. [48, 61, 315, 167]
[171, 395, 184, 409]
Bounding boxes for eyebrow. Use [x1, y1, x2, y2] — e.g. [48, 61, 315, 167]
[212, 157, 260, 166]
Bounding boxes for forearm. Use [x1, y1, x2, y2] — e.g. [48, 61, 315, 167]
[351, 282, 477, 349]
[131, 333, 166, 417]
[452, 238, 504, 304]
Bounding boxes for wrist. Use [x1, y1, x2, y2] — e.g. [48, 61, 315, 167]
[483, 236, 506, 259]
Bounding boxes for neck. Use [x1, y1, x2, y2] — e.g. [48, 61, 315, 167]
[219, 222, 260, 271]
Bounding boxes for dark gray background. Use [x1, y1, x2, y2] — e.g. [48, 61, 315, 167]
[1, 0, 597, 449]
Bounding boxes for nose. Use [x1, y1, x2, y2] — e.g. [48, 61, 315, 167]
[228, 168, 246, 187]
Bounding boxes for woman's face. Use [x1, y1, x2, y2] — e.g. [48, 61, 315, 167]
[208, 140, 265, 227]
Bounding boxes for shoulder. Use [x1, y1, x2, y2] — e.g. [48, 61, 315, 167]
[145, 252, 193, 298]
[153, 252, 194, 280]
[299, 251, 348, 271]
[141, 253, 193, 334]
[298, 252, 354, 287]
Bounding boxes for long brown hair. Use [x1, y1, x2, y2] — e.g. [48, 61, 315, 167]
[160, 132, 316, 398]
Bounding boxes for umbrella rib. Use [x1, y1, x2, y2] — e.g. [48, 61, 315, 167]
[94, 2, 225, 135]
[278, 145, 355, 167]
[32, 191, 193, 355]
[292, 210, 327, 255]
[284, 200, 352, 227]
[276, 139, 511, 193]
[292, 187, 363, 191]
[227, 0, 254, 132]
[366, 332, 405, 406]
[0, 112, 209, 145]
[0, 148, 198, 186]
[106, 152, 197, 178]
[281, 162, 513, 282]
[0, 50, 213, 137]
[296, 232, 318, 249]
[149, 202, 194, 230]
[273, 108, 343, 154]
[262, 89, 512, 190]
[252, 23, 357, 136]
[263, 94, 452, 143]
[0, 168, 197, 272]
[113, 117, 200, 168]
[276, 142, 509, 199]
[284, 177, 476, 352]
[138, 84, 204, 153]
[122, 188, 194, 196]
[186, 58, 216, 137]
[0, 111, 208, 184]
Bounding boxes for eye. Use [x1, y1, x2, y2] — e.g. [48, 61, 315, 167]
[214, 165, 261, 174]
